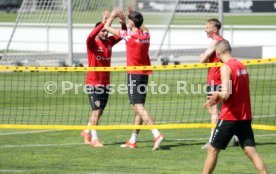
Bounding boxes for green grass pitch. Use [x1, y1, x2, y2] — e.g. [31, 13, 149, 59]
[0, 7, 276, 173]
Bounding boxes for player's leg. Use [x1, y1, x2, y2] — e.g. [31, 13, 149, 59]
[203, 120, 234, 173]
[236, 121, 268, 173]
[90, 109, 103, 144]
[209, 103, 219, 137]
[133, 103, 164, 150]
[121, 114, 142, 148]
[202, 146, 220, 174]
[244, 146, 268, 174]
[133, 104, 154, 124]
[202, 85, 219, 149]
[135, 74, 164, 150]
[82, 85, 108, 147]
[121, 74, 142, 148]
[123, 74, 164, 150]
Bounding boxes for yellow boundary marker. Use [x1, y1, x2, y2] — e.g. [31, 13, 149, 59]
[0, 58, 275, 72]
[1, 124, 276, 131]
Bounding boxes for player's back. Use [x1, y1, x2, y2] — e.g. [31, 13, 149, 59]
[126, 30, 150, 66]
[221, 58, 252, 120]
[119, 29, 152, 74]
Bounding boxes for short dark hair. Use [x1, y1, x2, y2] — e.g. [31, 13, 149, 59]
[207, 18, 221, 30]
[128, 11, 143, 28]
[95, 22, 102, 28]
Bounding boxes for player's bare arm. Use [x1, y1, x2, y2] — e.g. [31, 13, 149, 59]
[104, 7, 120, 36]
[102, 10, 109, 24]
[204, 64, 231, 108]
[200, 40, 217, 63]
[118, 10, 126, 26]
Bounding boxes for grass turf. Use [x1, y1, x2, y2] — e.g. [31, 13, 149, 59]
[0, 129, 276, 173]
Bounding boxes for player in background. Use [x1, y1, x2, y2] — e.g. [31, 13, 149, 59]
[202, 40, 268, 174]
[200, 18, 239, 149]
[81, 10, 126, 147]
[104, 7, 164, 151]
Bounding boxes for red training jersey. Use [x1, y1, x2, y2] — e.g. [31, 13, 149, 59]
[207, 35, 224, 85]
[220, 58, 252, 121]
[86, 23, 125, 86]
[118, 29, 152, 75]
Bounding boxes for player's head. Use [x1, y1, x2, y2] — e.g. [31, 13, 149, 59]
[205, 18, 221, 38]
[127, 11, 143, 29]
[215, 40, 232, 61]
[95, 22, 108, 41]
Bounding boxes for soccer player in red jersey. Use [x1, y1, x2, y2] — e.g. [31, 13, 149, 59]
[104, 7, 164, 150]
[81, 10, 126, 147]
[200, 18, 239, 149]
[202, 40, 268, 174]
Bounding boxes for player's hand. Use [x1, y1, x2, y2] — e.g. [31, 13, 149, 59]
[118, 10, 126, 25]
[102, 10, 110, 24]
[110, 6, 120, 19]
[127, 7, 133, 15]
[204, 92, 220, 108]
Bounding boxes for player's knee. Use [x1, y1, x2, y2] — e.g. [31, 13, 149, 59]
[133, 104, 144, 113]
[208, 145, 220, 156]
[93, 110, 103, 118]
[243, 146, 257, 157]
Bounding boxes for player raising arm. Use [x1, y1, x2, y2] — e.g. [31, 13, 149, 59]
[104, 7, 164, 151]
[81, 10, 126, 147]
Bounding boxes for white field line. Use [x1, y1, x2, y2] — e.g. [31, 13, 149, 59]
[0, 129, 61, 136]
[0, 143, 83, 148]
[0, 170, 26, 173]
[254, 114, 276, 118]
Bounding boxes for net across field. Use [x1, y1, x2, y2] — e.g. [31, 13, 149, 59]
[0, 59, 275, 129]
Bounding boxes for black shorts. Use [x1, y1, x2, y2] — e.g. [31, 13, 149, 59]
[127, 74, 148, 105]
[87, 85, 109, 110]
[206, 84, 221, 96]
[211, 120, 255, 150]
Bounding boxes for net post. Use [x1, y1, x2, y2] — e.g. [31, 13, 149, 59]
[67, 0, 73, 66]
[218, 0, 224, 36]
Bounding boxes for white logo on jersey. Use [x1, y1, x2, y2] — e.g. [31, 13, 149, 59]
[135, 39, 150, 43]
[96, 55, 110, 61]
[237, 69, 248, 76]
[97, 47, 104, 52]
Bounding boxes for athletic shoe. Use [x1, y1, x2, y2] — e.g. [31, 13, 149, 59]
[120, 141, 137, 149]
[90, 139, 104, 147]
[81, 131, 91, 144]
[152, 134, 165, 151]
[201, 142, 210, 149]
[231, 140, 240, 147]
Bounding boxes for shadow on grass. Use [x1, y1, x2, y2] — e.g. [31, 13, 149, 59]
[103, 140, 206, 150]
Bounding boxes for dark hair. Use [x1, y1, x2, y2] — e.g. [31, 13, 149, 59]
[128, 11, 143, 28]
[95, 22, 102, 28]
[207, 18, 221, 30]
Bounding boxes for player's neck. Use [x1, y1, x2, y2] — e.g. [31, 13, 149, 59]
[221, 54, 232, 63]
[131, 27, 139, 32]
[212, 33, 221, 40]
